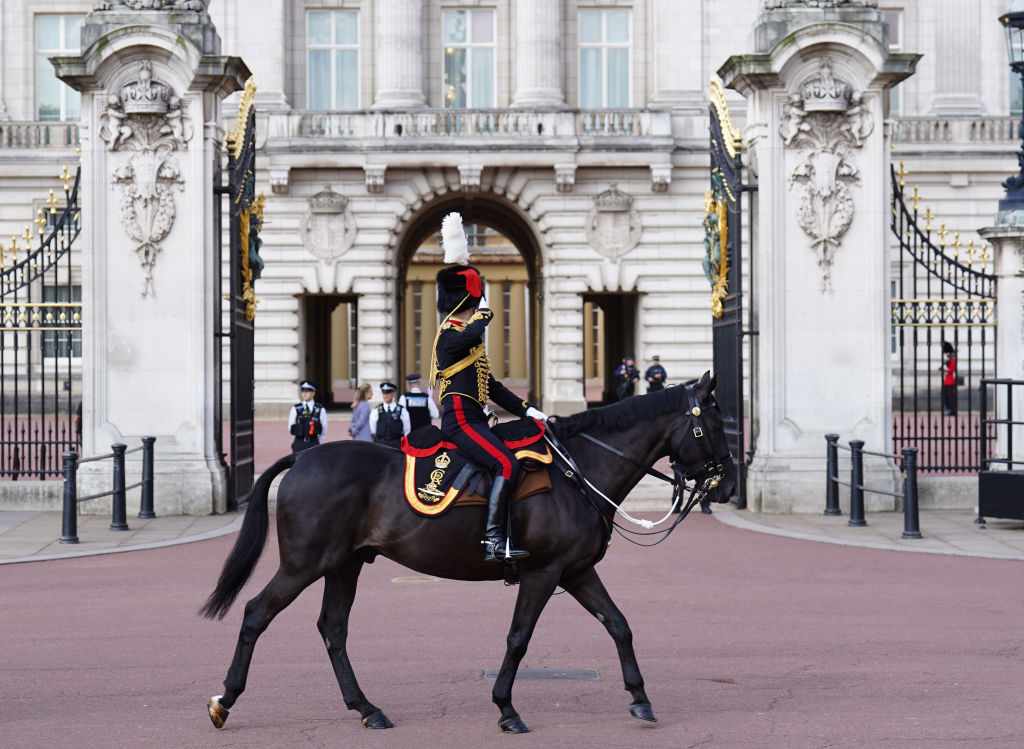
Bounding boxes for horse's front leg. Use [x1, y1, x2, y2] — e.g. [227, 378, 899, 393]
[491, 568, 561, 734]
[562, 566, 656, 723]
[318, 561, 393, 729]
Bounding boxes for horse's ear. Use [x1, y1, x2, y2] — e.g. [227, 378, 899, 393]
[709, 371, 717, 393]
[696, 370, 713, 403]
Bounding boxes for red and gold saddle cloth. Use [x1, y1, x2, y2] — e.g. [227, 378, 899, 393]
[400, 418, 553, 516]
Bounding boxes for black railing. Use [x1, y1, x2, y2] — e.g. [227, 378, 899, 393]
[825, 434, 921, 540]
[890, 162, 995, 473]
[1, 165, 83, 479]
[59, 437, 155, 544]
[980, 379, 1023, 471]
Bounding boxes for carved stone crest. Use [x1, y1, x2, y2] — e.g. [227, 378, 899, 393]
[779, 58, 873, 292]
[584, 184, 642, 261]
[94, 1, 208, 10]
[100, 61, 192, 297]
[299, 186, 356, 261]
[763, 0, 877, 8]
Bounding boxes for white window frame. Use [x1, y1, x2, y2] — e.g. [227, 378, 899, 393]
[442, 8, 496, 109]
[306, 9, 360, 110]
[578, 7, 632, 109]
[35, 14, 84, 122]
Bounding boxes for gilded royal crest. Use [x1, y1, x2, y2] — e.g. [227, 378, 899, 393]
[417, 462, 449, 503]
[434, 451, 451, 469]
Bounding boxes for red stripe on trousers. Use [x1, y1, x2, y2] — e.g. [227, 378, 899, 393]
[452, 395, 513, 479]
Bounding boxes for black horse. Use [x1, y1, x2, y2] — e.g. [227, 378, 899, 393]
[202, 372, 736, 734]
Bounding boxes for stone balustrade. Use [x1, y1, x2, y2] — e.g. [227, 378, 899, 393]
[0, 122, 80, 149]
[889, 116, 1018, 145]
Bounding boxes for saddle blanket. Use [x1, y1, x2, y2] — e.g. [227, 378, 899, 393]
[401, 418, 553, 516]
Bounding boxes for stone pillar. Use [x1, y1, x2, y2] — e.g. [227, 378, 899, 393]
[372, 0, 426, 109]
[926, 0, 983, 115]
[53, 5, 249, 515]
[511, 0, 564, 108]
[719, 3, 919, 512]
[978, 226, 1024, 465]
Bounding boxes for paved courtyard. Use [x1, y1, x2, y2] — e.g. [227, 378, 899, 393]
[3, 505, 1024, 748]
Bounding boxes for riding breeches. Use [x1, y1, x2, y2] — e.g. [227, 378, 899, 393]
[440, 394, 520, 485]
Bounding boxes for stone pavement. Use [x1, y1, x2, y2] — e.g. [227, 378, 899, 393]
[3, 470, 1022, 564]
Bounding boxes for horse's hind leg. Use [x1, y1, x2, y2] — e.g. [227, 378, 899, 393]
[317, 561, 393, 729]
[210, 568, 318, 727]
[563, 566, 656, 723]
[491, 568, 562, 734]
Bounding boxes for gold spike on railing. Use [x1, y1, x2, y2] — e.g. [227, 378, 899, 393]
[923, 206, 934, 232]
[937, 222, 948, 248]
[911, 185, 921, 211]
[47, 189, 58, 215]
[60, 165, 72, 193]
[896, 161, 908, 187]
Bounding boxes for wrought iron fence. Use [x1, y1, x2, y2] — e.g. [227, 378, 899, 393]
[0, 165, 82, 479]
[890, 162, 995, 473]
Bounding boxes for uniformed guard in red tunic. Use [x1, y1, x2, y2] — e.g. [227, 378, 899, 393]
[429, 213, 548, 561]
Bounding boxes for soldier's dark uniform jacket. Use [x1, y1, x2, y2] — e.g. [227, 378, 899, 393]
[374, 403, 406, 448]
[435, 309, 530, 485]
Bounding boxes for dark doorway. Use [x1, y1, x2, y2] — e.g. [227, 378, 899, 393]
[301, 294, 358, 408]
[581, 292, 638, 404]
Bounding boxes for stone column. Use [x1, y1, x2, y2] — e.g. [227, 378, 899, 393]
[649, 0, 704, 107]
[53, 5, 249, 515]
[511, 0, 564, 108]
[372, 0, 426, 109]
[926, 0, 983, 114]
[978, 226, 1024, 464]
[719, 3, 919, 512]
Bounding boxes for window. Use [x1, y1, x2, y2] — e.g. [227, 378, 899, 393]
[42, 285, 82, 359]
[307, 10, 359, 109]
[881, 8, 904, 115]
[579, 8, 631, 108]
[36, 15, 83, 121]
[443, 9, 495, 108]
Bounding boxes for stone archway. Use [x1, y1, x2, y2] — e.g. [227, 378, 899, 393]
[394, 194, 545, 406]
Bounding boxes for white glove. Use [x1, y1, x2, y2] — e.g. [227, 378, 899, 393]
[525, 406, 548, 421]
[477, 294, 489, 311]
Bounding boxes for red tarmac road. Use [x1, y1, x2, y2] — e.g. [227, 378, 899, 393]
[2, 512, 1023, 748]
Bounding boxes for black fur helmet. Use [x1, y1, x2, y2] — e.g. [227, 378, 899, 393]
[436, 265, 483, 316]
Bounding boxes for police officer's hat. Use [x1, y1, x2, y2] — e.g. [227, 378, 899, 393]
[405, 372, 422, 383]
[623, 354, 635, 361]
[380, 382, 397, 393]
[299, 380, 317, 392]
[652, 355, 660, 361]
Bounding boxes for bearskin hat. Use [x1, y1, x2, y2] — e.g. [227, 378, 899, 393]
[436, 264, 483, 316]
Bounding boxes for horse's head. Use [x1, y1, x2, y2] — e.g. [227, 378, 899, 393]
[670, 371, 737, 503]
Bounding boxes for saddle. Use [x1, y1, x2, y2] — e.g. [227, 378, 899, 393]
[400, 418, 553, 517]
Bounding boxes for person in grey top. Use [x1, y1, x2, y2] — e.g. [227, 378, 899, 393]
[348, 382, 373, 441]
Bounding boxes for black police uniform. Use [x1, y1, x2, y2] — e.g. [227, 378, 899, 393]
[290, 401, 324, 452]
[373, 403, 406, 448]
[401, 391, 433, 431]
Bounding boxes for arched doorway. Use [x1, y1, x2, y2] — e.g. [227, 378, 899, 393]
[395, 196, 543, 407]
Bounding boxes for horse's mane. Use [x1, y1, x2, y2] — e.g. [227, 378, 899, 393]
[550, 385, 687, 438]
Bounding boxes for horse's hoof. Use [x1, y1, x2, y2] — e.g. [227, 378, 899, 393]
[208, 695, 230, 729]
[361, 710, 394, 729]
[498, 714, 530, 734]
[629, 702, 657, 723]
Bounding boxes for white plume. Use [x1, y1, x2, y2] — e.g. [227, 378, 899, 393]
[441, 212, 470, 265]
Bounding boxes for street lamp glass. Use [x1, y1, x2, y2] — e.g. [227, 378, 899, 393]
[1000, 3, 1024, 67]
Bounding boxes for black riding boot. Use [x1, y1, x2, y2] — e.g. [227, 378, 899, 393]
[482, 476, 529, 561]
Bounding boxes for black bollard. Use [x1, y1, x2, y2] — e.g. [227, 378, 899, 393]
[901, 446, 922, 539]
[138, 436, 156, 519]
[110, 443, 129, 531]
[848, 440, 867, 527]
[825, 434, 841, 516]
[60, 451, 79, 544]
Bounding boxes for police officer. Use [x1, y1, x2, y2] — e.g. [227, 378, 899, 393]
[429, 212, 547, 562]
[288, 380, 327, 452]
[645, 355, 667, 393]
[614, 354, 640, 400]
[398, 372, 439, 432]
[368, 382, 411, 448]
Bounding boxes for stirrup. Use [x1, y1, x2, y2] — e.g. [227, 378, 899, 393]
[482, 536, 529, 561]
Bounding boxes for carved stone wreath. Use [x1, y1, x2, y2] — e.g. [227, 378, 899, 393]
[779, 58, 873, 292]
[584, 184, 642, 261]
[100, 61, 192, 297]
[298, 186, 356, 261]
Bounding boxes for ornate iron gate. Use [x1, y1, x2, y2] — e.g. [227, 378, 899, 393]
[0, 166, 82, 478]
[219, 78, 263, 506]
[890, 162, 995, 472]
[706, 80, 750, 507]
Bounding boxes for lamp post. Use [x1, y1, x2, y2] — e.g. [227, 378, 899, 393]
[999, 0, 1024, 212]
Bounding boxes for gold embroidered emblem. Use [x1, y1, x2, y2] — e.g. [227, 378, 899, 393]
[417, 462, 448, 503]
[435, 451, 451, 469]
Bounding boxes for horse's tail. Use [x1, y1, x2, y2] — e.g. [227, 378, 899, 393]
[200, 453, 296, 620]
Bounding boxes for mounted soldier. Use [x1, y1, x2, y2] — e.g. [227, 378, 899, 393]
[398, 372, 439, 431]
[368, 382, 410, 448]
[429, 212, 547, 561]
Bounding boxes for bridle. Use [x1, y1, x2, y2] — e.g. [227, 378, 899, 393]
[543, 384, 732, 538]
